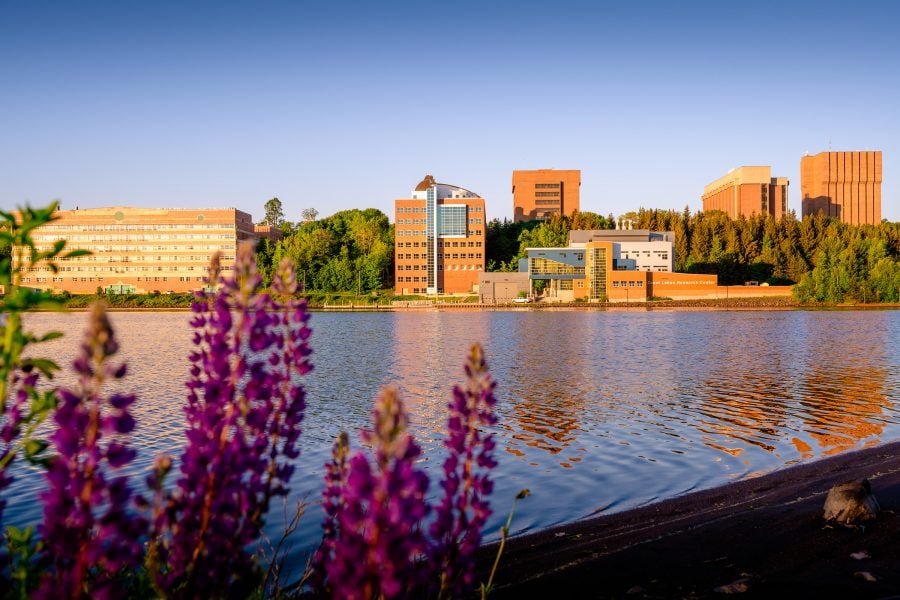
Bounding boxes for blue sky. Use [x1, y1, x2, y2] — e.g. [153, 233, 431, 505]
[2, 1, 898, 223]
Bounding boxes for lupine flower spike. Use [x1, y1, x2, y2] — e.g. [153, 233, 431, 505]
[151, 243, 312, 598]
[429, 343, 499, 599]
[325, 387, 431, 600]
[37, 303, 146, 600]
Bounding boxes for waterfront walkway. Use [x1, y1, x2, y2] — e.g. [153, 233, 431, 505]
[477, 441, 900, 599]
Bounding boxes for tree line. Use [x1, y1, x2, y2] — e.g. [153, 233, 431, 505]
[484, 208, 900, 303]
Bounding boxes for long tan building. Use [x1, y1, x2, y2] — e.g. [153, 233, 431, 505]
[801, 151, 882, 225]
[512, 169, 580, 222]
[702, 166, 789, 219]
[395, 175, 486, 295]
[22, 206, 256, 294]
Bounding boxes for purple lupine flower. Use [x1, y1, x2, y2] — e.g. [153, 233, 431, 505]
[36, 303, 146, 600]
[308, 431, 350, 597]
[325, 387, 431, 600]
[0, 370, 37, 530]
[429, 344, 499, 599]
[152, 243, 312, 598]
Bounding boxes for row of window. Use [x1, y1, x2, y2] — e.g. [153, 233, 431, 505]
[612, 281, 644, 288]
[85, 245, 230, 253]
[534, 191, 560, 197]
[26, 261, 233, 273]
[397, 206, 483, 214]
[397, 230, 483, 237]
[38, 223, 236, 231]
[534, 199, 561, 206]
[397, 252, 483, 261]
[396, 218, 484, 225]
[35, 234, 235, 242]
[534, 183, 561, 189]
[21, 273, 225, 284]
[396, 264, 483, 278]
[396, 240, 483, 249]
[620, 251, 669, 259]
[33, 254, 232, 265]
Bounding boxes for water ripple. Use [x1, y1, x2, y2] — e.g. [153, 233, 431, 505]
[6, 308, 900, 570]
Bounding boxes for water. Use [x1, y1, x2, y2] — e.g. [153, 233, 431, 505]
[5, 308, 900, 576]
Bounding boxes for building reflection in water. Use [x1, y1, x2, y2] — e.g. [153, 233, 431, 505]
[504, 312, 591, 467]
[690, 311, 892, 462]
[797, 313, 890, 457]
[389, 311, 492, 453]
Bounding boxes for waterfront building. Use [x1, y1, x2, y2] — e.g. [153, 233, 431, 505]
[22, 206, 256, 294]
[702, 166, 789, 219]
[512, 169, 581, 222]
[522, 231, 791, 302]
[568, 229, 674, 272]
[394, 175, 486, 295]
[525, 241, 723, 302]
[801, 151, 882, 225]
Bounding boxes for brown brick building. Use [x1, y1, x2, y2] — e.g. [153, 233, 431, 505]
[512, 169, 580, 222]
[394, 175, 486, 295]
[702, 166, 789, 219]
[23, 206, 256, 294]
[801, 151, 882, 225]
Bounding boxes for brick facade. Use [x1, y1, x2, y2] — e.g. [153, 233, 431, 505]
[801, 151, 882, 225]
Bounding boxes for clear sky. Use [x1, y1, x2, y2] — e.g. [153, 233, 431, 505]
[2, 0, 898, 223]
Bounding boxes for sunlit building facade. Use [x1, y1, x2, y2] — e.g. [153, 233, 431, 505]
[512, 169, 581, 222]
[702, 166, 789, 219]
[801, 150, 882, 225]
[394, 175, 486, 295]
[21, 206, 256, 294]
[526, 241, 721, 302]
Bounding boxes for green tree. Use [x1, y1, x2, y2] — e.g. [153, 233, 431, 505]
[262, 197, 285, 227]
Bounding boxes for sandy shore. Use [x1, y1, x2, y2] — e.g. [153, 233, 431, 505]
[476, 441, 900, 599]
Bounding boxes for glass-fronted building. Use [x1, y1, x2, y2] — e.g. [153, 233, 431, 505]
[395, 175, 487, 295]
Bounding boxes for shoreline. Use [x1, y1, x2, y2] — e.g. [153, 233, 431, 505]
[476, 440, 900, 598]
[52, 298, 900, 312]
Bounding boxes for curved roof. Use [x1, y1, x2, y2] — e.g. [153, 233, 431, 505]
[415, 174, 437, 191]
[414, 174, 481, 198]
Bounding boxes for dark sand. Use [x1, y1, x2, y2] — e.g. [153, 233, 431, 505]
[476, 441, 900, 599]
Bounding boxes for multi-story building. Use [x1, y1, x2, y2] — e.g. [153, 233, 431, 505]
[801, 151, 882, 225]
[524, 240, 718, 303]
[568, 230, 675, 272]
[512, 169, 581, 222]
[702, 166, 789, 219]
[22, 206, 256, 294]
[525, 232, 677, 301]
[394, 175, 486, 295]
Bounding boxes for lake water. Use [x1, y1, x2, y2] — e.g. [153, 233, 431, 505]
[5, 308, 900, 576]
